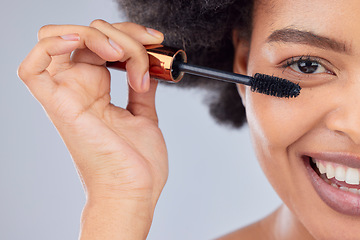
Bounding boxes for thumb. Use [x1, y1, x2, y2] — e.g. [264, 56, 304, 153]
[126, 77, 159, 124]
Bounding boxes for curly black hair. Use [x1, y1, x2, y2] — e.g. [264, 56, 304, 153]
[116, 0, 254, 128]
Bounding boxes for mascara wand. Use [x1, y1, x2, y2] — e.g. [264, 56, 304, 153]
[106, 45, 301, 98]
[173, 62, 300, 98]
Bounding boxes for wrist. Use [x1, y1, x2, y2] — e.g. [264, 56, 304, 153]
[79, 198, 155, 240]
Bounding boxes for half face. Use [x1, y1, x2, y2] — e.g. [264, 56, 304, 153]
[235, 0, 360, 239]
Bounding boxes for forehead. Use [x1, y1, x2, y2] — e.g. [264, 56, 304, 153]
[253, 0, 360, 39]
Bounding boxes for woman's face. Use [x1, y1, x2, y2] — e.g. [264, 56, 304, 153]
[235, 0, 360, 239]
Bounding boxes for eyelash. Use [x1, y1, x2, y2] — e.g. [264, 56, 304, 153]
[280, 55, 334, 75]
[282, 55, 318, 68]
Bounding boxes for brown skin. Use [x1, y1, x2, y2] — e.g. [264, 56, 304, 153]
[232, 0, 360, 239]
[18, 20, 168, 239]
[17, 0, 360, 239]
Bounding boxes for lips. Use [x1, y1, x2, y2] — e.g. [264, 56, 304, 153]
[303, 152, 360, 216]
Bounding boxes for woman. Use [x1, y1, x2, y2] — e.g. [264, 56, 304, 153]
[17, 0, 360, 239]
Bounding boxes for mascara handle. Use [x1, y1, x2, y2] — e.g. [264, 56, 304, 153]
[106, 44, 187, 83]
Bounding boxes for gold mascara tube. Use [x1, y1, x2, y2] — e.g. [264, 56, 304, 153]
[106, 44, 187, 83]
[106, 44, 301, 98]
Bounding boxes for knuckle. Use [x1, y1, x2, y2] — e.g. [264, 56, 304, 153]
[38, 24, 55, 40]
[124, 41, 148, 61]
[133, 43, 148, 58]
[90, 19, 107, 28]
[127, 46, 149, 69]
[17, 63, 30, 82]
[138, 44, 148, 56]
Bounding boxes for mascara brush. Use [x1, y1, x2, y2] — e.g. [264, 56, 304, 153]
[106, 45, 301, 98]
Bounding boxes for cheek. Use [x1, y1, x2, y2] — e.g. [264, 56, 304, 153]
[243, 88, 330, 206]
[245, 89, 322, 151]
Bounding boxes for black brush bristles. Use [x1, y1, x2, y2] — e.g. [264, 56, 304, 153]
[108, 59, 302, 98]
[251, 73, 301, 98]
[108, 47, 302, 98]
[175, 61, 301, 98]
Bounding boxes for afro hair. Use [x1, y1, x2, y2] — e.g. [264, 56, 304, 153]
[116, 0, 254, 128]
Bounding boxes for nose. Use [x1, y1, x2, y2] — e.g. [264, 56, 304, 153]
[325, 78, 360, 145]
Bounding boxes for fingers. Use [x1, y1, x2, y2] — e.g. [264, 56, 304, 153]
[89, 20, 163, 93]
[37, 24, 124, 70]
[71, 48, 106, 66]
[19, 20, 164, 120]
[110, 22, 164, 44]
[72, 21, 164, 66]
[18, 27, 124, 103]
[37, 21, 164, 94]
[89, 20, 163, 121]
[18, 35, 81, 102]
[127, 78, 159, 123]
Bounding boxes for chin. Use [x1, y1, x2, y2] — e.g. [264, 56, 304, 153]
[256, 142, 360, 240]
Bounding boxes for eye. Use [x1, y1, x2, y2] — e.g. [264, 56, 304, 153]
[284, 56, 330, 75]
[292, 59, 326, 74]
[278, 55, 336, 86]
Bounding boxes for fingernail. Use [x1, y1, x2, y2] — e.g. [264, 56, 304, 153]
[109, 38, 124, 55]
[60, 34, 80, 41]
[142, 71, 150, 90]
[146, 28, 163, 38]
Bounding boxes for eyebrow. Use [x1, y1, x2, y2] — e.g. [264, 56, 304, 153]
[267, 28, 350, 54]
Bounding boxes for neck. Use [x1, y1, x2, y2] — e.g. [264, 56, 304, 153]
[264, 204, 315, 240]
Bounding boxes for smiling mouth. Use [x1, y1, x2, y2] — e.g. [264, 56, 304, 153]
[304, 154, 360, 216]
[310, 157, 360, 194]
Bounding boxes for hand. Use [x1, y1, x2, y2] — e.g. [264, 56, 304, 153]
[18, 20, 168, 208]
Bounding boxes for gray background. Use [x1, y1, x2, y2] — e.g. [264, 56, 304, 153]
[1, 0, 281, 239]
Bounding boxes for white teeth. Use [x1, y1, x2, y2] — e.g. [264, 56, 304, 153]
[326, 164, 335, 179]
[313, 158, 360, 187]
[337, 186, 360, 195]
[319, 162, 326, 174]
[345, 168, 360, 185]
[335, 166, 346, 181]
[349, 188, 358, 194]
